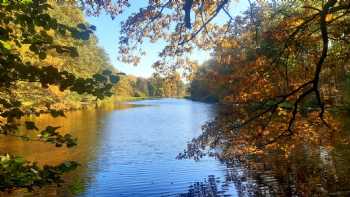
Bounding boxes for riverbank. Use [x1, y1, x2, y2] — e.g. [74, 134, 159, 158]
[114, 96, 187, 102]
[18, 96, 187, 117]
[113, 96, 154, 102]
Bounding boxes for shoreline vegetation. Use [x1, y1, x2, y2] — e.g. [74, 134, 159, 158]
[2, 0, 350, 195]
[2, 0, 187, 119]
[23, 96, 188, 115]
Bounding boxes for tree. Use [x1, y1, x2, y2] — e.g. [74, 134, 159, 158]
[114, 0, 350, 151]
[2, 0, 350, 192]
[10, 1, 118, 111]
[176, 2, 350, 186]
[0, 0, 119, 191]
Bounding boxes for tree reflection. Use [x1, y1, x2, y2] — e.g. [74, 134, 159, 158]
[178, 175, 230, 197]
[179, 106, 350, 196]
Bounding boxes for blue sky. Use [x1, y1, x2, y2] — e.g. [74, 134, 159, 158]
[86, 1, 249, 78]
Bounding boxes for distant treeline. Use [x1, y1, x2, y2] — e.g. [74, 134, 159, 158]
[7, 1, 186, 112]
[115, 73, 186, 99]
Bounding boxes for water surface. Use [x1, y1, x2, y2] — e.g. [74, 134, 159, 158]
[0, 99, 237, 196]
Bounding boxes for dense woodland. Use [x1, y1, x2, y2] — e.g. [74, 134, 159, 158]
[1, 0, 350, 195]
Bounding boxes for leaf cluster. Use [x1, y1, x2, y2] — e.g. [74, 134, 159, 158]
[0, 0, 120, 191]
[0, 154, 78, 192]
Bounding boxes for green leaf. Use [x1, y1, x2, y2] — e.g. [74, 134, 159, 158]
[1, 0, 9, 6]
[20, 0, 32, 4]
[1, 41, 11, 50]
[14, 157, 25, 164]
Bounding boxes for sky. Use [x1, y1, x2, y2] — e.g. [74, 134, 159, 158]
[86, 1, 249, 78]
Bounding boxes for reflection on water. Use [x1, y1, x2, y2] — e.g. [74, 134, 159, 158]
[223, 146, 350, 196]
[182, 105, 350, 196]
[0, 99, 239, 197]
[3, 99, 349, 196]
[179, 175, 235, 197]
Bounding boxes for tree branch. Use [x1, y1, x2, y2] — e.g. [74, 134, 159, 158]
[179, 0, 229, 45]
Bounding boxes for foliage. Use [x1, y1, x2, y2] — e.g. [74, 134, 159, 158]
[184, 0, 350, 153]
[1, 0, 350, 193]
[0, 0, 187, 190]
[8, 0, 121, 111]
[178, 0, 350, 195]
[189, 59, 228, 102]
[0, 154, 78, 191]
[114, 72, 187, 98]
[0, 0, 119, 191]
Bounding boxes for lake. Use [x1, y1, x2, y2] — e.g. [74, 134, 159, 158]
[0, 99, 238, 196]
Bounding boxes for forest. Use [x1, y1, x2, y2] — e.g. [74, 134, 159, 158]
[1, 0, 350, 196]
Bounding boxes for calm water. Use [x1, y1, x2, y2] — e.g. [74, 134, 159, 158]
[0, 99, 238, 196]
